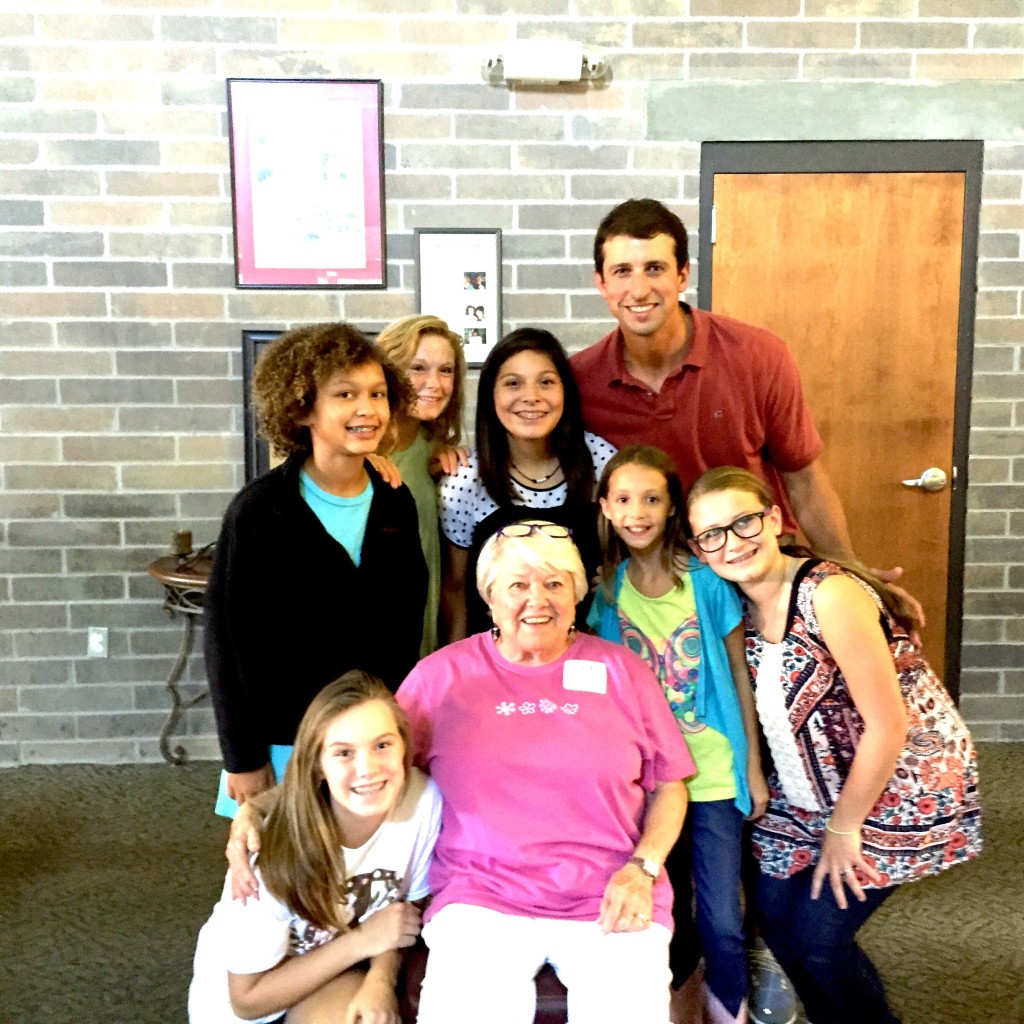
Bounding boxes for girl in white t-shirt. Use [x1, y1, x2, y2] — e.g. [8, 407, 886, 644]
[189, 671, 442, 1024]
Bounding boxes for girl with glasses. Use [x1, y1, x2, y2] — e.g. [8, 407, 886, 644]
[591, 446, 769, 1024]
[439, 328, 616, 641]
[686, 466, 982, 1024]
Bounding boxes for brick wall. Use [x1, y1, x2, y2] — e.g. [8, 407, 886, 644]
[1, 2, 1022, 764]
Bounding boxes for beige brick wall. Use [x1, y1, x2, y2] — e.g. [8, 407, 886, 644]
[1, 2, 1022, 763]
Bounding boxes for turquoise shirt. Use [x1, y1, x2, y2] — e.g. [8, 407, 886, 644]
[299, 470, 372, 566]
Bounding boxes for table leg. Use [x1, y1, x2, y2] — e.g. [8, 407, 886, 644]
[159, 613, 209, 765]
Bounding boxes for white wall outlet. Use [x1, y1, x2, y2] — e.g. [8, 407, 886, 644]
[87, 626, 109, 658]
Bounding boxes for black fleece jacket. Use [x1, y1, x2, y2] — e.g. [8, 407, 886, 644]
[203, 455, 426, 773]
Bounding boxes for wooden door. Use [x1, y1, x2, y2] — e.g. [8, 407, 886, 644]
[700, 143, 982, 689]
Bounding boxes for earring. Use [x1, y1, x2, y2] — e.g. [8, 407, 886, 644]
[567, 625, 577, 640]
[490, 625, 501, 642]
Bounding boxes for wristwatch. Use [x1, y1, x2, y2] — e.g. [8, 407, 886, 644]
[628, 855, 660, 880]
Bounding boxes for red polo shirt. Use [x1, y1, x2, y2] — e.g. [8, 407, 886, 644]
[570, 304, 823, 535]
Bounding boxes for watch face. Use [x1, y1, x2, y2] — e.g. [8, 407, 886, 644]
[631, 855, 658, 878]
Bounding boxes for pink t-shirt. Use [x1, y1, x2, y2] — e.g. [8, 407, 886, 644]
[396, 631, 695, 930]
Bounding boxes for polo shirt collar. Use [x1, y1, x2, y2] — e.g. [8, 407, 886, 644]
[608, 302, 708, 385]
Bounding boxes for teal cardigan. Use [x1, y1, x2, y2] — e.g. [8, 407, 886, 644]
[588, 557, 752, 816]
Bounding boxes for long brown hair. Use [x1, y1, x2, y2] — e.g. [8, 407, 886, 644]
[476, 328, 594, 508]
[686, 466, 920, 634]
[595, 445, 692, 600]
[258, 671, 412, 933]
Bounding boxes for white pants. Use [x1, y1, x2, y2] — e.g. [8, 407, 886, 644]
[416, 903, 672, 1024]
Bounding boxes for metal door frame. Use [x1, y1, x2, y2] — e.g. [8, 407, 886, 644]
[697, 140, 984, 696]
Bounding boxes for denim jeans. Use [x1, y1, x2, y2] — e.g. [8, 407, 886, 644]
[756, 869, 902, 1024]
[666, 799, 747, 1015]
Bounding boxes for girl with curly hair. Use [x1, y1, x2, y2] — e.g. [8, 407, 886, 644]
[204, 323, 427, 813]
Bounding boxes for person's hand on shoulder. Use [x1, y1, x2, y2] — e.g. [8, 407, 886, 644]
[226, 765, 275, 805]
[367, 453, 403, 489]
[226, 787, 277, 902]
[867, 565, 926, 642]
[429, 445, 471, 477]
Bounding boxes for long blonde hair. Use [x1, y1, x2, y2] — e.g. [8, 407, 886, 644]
[687, 466, 921, 634]
[374, 314, 465, 448]
[258, 671, 412, 933]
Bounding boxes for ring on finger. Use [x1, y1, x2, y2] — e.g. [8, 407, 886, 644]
[634, 912, 650, 923]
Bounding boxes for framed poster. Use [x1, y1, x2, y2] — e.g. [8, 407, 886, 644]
[414, 228, 502, 366]
[241, 326, 384, 482]
[227, 78, 386, 289]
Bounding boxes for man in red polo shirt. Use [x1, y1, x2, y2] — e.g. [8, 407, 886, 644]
[572, 197, 855, 560]
[573, 197, 891, 1024]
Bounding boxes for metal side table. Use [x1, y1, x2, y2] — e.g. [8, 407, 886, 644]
[147, 547, 213, 764]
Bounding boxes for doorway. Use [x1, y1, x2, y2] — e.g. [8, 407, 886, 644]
[698, 141, 983, 693]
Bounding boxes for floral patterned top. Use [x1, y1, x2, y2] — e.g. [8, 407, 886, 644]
[747, 560, 982, 887]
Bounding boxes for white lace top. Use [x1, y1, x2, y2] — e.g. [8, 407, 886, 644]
[753, 641, 822, 812]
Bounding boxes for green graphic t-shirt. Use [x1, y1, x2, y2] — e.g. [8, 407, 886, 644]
[616, 573, 736, 803]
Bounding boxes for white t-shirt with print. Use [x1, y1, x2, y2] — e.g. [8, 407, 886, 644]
[188, 769, 442, 1024]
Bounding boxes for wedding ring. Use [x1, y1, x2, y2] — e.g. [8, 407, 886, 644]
[635, 912, 650, 923]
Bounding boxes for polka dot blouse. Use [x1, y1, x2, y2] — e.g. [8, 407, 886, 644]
[439, 432, 617, 548]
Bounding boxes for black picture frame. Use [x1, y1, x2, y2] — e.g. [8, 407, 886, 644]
[241, 329, 281, 482]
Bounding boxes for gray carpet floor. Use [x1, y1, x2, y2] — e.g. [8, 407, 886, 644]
[2, 743, 1021, 1024]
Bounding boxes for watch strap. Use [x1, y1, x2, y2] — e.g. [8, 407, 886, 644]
[628, 855, 659, 879]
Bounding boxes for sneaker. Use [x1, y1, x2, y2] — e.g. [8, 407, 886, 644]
[748, 941, 798, 1024]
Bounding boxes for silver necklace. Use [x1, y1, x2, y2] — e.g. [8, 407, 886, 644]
[510, 460, 560, 485]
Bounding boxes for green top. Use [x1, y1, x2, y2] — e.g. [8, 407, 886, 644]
[617, 573, 736, 803]
[392, 428, 440, 656]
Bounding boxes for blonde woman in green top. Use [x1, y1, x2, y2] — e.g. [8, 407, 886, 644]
[376, 315, 468, 655]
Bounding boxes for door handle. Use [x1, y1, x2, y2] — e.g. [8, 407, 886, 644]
[901, 467, 947, 492]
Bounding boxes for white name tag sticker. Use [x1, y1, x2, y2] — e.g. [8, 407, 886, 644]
[563, 660, 607, 694]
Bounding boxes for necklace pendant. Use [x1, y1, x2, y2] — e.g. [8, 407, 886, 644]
[511, 460, 559, 485]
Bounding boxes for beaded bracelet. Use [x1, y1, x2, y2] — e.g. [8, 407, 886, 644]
[825, 818, 861, 836]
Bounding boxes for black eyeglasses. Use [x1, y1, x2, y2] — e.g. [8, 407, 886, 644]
[691, 509, 771, 553]
[496, 522, 573, 540]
